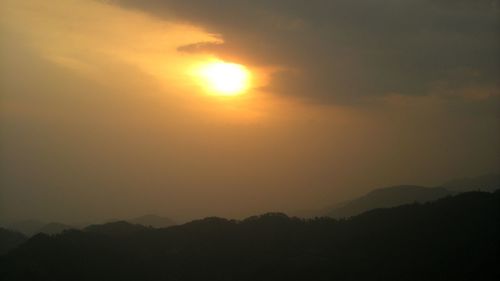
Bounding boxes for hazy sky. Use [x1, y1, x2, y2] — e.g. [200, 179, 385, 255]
[1, 0, 499, 223]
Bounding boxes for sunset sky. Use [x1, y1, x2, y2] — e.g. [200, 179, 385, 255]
[1, 0, 499, 223]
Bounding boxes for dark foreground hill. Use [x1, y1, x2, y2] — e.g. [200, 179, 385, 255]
[1, 191, 499, 281]
[0, 228, 26, 255]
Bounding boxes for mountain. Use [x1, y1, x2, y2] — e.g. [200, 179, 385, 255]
[0, 228, 27, 255]
[84, 221, 148, 236]
[127, 214, 175, 228]
[323, 173, 500, 218]
[38, 223, 74, 235]
[441, 173, 500, 193]
[326, 185, 451, 218]
[1, 191, 499, 281]
[4, 221, 75, 237]
[5, 220, 46, 236]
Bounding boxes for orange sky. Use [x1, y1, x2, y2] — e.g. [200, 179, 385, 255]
[1, 0, 499, 223]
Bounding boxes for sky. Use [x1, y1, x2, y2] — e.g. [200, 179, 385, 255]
[1, 0, 499, 224]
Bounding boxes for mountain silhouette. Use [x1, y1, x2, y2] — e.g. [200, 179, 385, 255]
[441, 173, 500, 193]
[5, 220, 46, 237]
[3, 221, 75, 237]
[1, 191, 499, 281]
[38, 223, 74, 235]
[324, 173, 500, 218]
[0, 228, 26, 255]
[84, 221, 149, 237]
[127, 214, 175, 228]
[326, 185, 450, 218]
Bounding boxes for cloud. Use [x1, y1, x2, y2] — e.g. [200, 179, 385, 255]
[116, 0, 500, 103]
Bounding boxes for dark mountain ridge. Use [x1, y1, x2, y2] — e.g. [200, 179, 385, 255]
[326, 185, 450, 218]
[37, 222, 74, 235]
[1, 191, 499, 281]
[324, 173, 500, 218]
[0, 228, 26, 255]
[441, 173, 500, 193]
[4, 220, 46, 237]
[127, 214, 175, 228]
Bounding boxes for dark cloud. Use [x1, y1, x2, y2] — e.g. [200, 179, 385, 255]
[116, 0, 500, 103]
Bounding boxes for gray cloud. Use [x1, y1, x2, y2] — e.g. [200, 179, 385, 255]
[117, 0, 500, 103]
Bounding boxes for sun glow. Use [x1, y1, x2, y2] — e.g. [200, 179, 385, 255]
[197, 61, 251, 96]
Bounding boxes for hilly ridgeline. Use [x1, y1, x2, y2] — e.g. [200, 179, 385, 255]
[1, 191, 499, 281]
[324, 173, 499, 218]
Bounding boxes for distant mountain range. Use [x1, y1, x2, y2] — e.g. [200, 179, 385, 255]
[126, 214, 175, 228]
[2, 173, 498, 235]
[324, 173, 499, 218]
[2, 215, 175, 237]
[441, 173, 500, 193]
[84, 221, 148, 236]
[37, 223, 74, 235]
[2, 191, 499, 281]
[4, 220, 47, 237]
[2, 221, 75, 237]
[0, 218, 171, 255]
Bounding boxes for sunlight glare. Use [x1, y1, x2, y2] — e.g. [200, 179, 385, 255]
[197, 61, 251, 96]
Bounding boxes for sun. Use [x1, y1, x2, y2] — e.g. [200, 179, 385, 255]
[197, 61, 251, 96]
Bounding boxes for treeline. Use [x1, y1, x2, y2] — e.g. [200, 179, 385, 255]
[1, 191, 499, 281]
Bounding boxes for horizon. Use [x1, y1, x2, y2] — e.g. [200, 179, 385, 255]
[1, 172, 498, 227]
